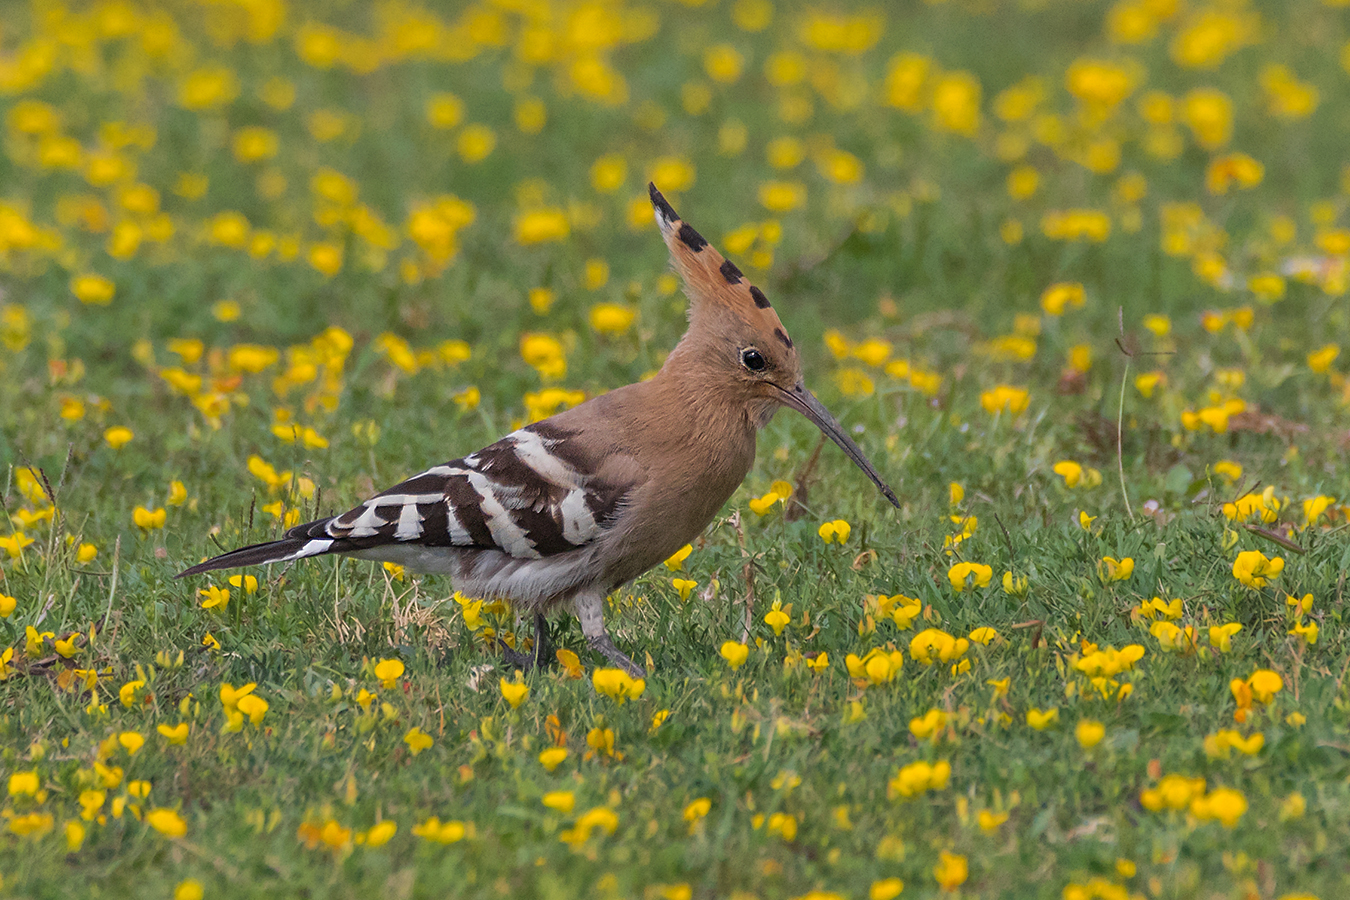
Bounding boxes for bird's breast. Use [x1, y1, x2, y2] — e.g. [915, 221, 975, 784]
[599, 424, 757, 587]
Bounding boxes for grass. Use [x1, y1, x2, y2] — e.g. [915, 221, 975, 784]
[2, 1, 1350, 897]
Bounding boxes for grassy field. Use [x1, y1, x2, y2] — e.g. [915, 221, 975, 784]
[2, 0, 1350, 897]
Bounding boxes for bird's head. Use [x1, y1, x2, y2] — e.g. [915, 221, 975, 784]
[650, 183, 899, 508]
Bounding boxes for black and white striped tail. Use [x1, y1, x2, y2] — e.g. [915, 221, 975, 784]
[177, 518, 341, 577]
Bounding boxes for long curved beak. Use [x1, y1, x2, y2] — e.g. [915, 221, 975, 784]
[774, 383, 900, 508]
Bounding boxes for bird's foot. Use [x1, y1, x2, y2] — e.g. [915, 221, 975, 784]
[498, 613, 556, 673]
[497, 638, 536, 673]
[586, 634, 645, 679]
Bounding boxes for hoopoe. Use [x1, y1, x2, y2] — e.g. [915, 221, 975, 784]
[180, 184, 899, 677]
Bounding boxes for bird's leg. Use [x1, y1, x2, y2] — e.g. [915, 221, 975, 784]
[531, 613, 554, 669]
[574, 589, 645, 679]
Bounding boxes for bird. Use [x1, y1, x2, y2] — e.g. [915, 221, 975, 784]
[180, 183, 899, 678]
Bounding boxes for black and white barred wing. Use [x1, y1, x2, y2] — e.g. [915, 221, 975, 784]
[291, 423, 630, 561]
[177, 423, 632, 577]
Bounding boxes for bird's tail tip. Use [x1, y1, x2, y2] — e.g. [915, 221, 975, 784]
[176, 537, 314, 578]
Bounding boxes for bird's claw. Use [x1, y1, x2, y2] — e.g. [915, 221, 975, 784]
[587, 634, 645, 679]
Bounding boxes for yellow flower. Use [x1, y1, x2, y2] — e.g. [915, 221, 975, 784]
[1183, 87, 1233, 149]
[1151, 621, 1198, 655]
[228, 574, 258, 594]
[8, 812, 54, 838]
[835, 368, 875, 397]
[542, 791, 575, 814]
[363, 821, 397, 847]
[888, 760, 952, 798]
[133, 506, 166, 530]
[236, 694, 268, 726]
[1097, 557, 1134, 582]
[719, 641, 749, 670]
[514, 208, 570, 245]
[1075, 720, 1105, 748]
[198, 585, 229, 610]
[1191, 786, 1248, 828]
[499, 677, 529, 708]
[1261, 64, 1319, 120]
[1290, 619, 1319, 645]
[179, 66, 238, 109]
[104, 426, 134, 449]
[374, 658, 405, 689]
[908, 708, 947, 741]
[1042, 205, 1115, 240]
[910, 629, 970, 667]
[219, 681, 256, 712]
[412, 817, 467, 844]
[8, 770, 39, 797]
[559, 806, 619, 845]
[157, 722, 189, 745]
[968, 627, 998, 646]
[1007, 164, 1038, 199]
[1002, 571, 1028, 597]
[672, 578, 697, 601]
[1040, 282, 1086, 316]
[931, 72, 982, 136]
[71, 274, 115, 305]
[584, 259, 609, 291]
[664, 544, 693, 571]
[1209, 623, 1242, 652]
[948, 562, 992, 591]
[27, 626, 54, 657]
[692, 42, 743, 86]
[425, 92, 464, 129]
[979, 384, 1029, 416]
[1206, 153, 1264, 194]
[1134, 370, 1166, 398]
[764, 600, 790, 636]
[146, 807, 187, 838]
[1307, 344, 1339, 373]
[457, 124, 496, 163]
[977, 810, 1009, 833]
[932, 850, 968, 891]
[1248, 669, 1283, 703]
[1232, 550, 1284, 589]
[232, 126, 278, 163]
[647, 157, 695, 193]
[590, 155, 626, 192]
[817, 519, 851, 544]
[592, 667, 646, 703]
[846, 648, 904, 686]
[404, 727, 433, 755]
[539, 747, 568, 772]
[1280, 793, 1306, 822]
[1026, 707, 1059, 730]
[748, 491, 781, 516]
[758, 180, 806, 212]
[589, 303, 635, 335]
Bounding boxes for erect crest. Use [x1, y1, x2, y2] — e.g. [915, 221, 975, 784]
[648, 183, 794, 351]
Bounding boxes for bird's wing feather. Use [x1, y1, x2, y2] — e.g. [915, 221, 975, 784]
[302, 422, 632, 560]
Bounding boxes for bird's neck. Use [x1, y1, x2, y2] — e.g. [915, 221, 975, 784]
[655, 337, 767, 434]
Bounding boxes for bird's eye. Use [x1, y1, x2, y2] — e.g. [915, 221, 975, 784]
[741, 348, 767, 372]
